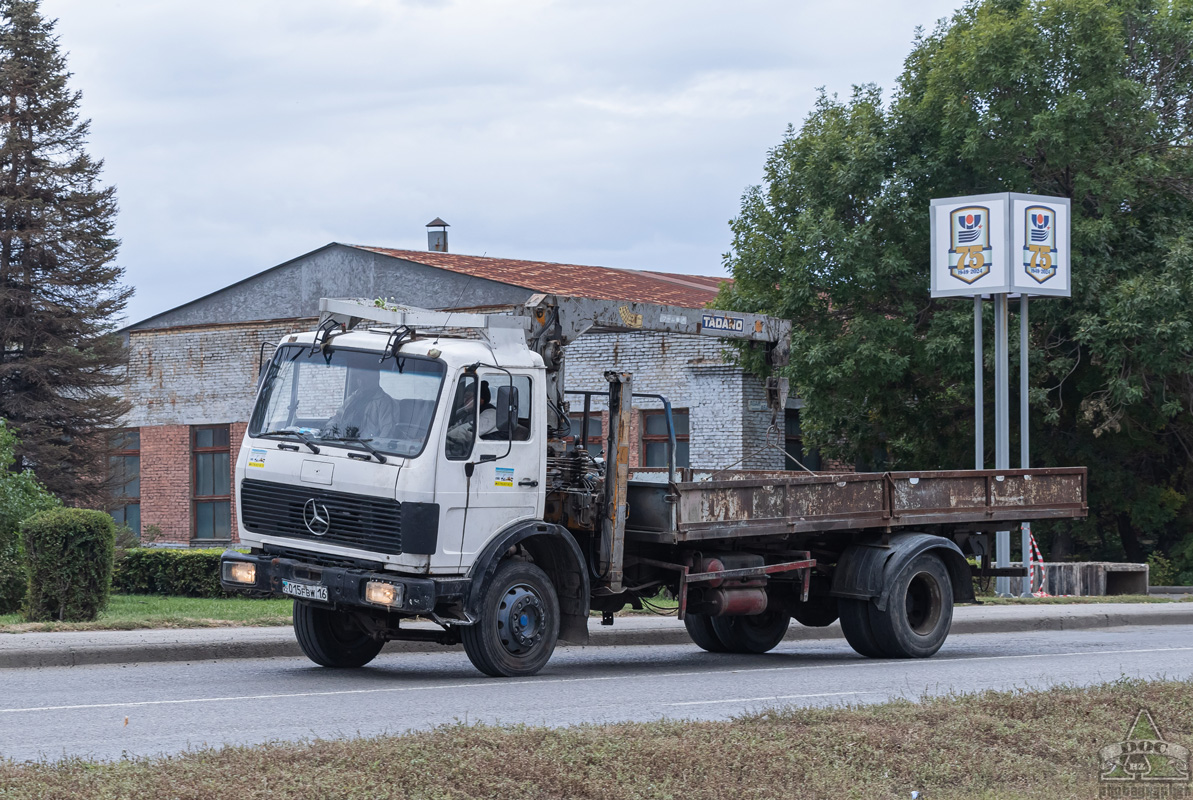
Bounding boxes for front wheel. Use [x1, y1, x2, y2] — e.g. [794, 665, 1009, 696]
[867, 552, 954, 658]
[293, 603, 385, 668]
[710, 607, 790, 654]
[462, 560, 560, 677]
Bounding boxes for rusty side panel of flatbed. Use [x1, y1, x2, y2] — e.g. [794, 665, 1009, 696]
[627, 468, 1086, 542]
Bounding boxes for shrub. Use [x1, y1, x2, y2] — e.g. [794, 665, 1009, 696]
[113, 548, 227, 598]
[0, 420, 61, 613]
[1147, 552, 1178, 587]
[22, 508, 116, 622]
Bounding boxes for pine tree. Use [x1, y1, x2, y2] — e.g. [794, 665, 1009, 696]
[0, 0, 130, 505]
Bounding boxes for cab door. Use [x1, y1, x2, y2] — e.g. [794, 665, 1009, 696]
[462, 370, 544, 570]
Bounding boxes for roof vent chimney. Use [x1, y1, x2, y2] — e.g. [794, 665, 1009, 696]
[426, 217, 449, 252]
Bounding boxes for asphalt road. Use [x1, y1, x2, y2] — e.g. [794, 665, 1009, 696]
[3, 625, 1192, 763]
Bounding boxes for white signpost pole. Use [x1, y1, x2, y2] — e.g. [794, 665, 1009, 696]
[1020, 296, 1032, 596]
[994, 292, 1011, 596]
[931, 193, 1070, 598]
[974, 297, 983, 471]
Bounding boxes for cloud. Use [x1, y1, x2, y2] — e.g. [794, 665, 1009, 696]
[43, 0, 961, 323]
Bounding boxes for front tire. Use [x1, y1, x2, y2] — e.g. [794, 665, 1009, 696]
[293, 603, 384, 668]
[867, 552, 954, 658]
[462, 560, 560, 677]
[710, 607, 790, 654]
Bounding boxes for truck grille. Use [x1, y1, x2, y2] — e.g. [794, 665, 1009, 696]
[240, 479, 402, 555]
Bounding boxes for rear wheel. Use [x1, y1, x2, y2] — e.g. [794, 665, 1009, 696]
[462, 560, 560, 677]
[710, 607, 790, 654]
[867, 552, 953, 658]
[838, 598, 886, 658]
[293, 603, 385, 668]
[684, 612, 728, 653]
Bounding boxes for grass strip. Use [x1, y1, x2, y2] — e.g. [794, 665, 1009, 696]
[0, 594, 292, 633]
[980, 593, 1192, 604]
[2, 677, 1190, 799]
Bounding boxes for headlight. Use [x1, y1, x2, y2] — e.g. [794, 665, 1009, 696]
[365, 581, 403, 607]
[222, 561, 257, 585]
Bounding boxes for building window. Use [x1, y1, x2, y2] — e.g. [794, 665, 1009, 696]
[192, 425, 231, 540]
[567, 412, 603, 457]
[109, 430, 140, 536]
[784, 409, 821, 471]
[641, 409, 689, 468]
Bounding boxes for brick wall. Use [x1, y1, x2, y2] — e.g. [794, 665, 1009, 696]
[122, 321, 310, 546]
[563, 332, 785, 471]
[122, 319, 313, 428]
[140, 425, 190, 544]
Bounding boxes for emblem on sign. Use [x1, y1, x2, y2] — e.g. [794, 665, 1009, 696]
[1022, 205, 1057, 283]
[948, 206, 991, 283]
[302, 498, 331, 536]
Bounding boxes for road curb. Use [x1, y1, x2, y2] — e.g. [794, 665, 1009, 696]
[3, 606, 1192, 670]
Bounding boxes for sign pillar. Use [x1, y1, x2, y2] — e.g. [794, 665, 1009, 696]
[974, 297, 983, 470]
[1020, 296, 1033, 596]
[931, 192, 1070, 598]
[994, 292, 1011, 595]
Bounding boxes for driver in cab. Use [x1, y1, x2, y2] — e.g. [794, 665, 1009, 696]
[446, 380, 498, 449]
[324, 368, 399, 440]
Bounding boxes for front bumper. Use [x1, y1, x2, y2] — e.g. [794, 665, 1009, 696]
[220, 549, 456, 616]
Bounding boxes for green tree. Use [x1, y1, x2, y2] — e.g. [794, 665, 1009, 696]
[0, 418, 59, 613]
[721, 0, 1193, 576]
[0, 0, 130, 506]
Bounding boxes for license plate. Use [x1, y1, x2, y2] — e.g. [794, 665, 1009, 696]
[281, 579, 328, 602]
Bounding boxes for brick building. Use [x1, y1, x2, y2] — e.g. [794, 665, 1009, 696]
[113, 241, 815, 545]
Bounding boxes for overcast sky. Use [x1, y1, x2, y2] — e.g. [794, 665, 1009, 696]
[44, 0, 962, 324]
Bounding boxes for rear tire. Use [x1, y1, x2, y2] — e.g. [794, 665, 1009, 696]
[710, 607, 790, 654]
[867, 552, 953, 658]
[684, 612, 728, 653]
[462, 560, 560, 677]
[293, 603, 384, 668]
[838, 598, 886, 658]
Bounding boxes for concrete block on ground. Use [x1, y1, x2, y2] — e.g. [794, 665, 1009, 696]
[1011, 561, 1149, 596]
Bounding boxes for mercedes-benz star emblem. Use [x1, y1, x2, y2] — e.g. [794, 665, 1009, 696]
[302, 499, 331, 536]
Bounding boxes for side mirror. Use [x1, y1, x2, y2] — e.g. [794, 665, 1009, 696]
[495, 385, 519, 439]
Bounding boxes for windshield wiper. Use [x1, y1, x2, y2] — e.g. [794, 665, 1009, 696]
[256, 429, 320, 454]
[322, 436, 388, 464]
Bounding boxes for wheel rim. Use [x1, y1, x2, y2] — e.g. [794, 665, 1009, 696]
[497, 582, 546, 656]
[905, 571, 943, 635]
[326, 611, 368, 646]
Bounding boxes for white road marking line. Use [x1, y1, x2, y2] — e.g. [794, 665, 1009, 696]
[2, 644, 1192, 715]
[667, 691, 871, 707]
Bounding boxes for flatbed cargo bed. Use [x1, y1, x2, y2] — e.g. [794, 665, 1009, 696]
[626, 467, 1087, 542]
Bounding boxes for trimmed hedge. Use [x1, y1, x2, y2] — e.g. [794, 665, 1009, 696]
[0, 529, 24, 614]
[113, 548, 228, 598]
[22, 508, 116, 622]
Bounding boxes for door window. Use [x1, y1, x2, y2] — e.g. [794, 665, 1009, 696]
[478, 375, 532, 441]
[444, 374, 478, 460]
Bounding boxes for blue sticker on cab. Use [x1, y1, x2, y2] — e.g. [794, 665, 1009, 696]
[248, 448, 267, 468]
[495, 467, 513, 487]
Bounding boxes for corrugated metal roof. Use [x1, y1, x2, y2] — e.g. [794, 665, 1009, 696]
[352, 245, 729, 309]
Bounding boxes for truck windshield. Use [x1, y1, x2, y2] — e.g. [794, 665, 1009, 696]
[249, 345, 446, 458]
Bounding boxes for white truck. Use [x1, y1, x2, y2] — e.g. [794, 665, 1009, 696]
[220, 295, 1087, 676]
